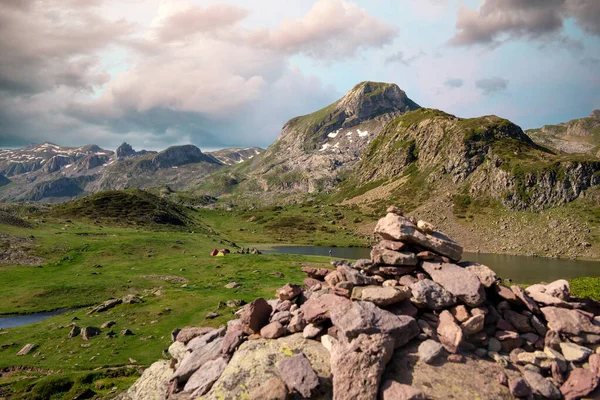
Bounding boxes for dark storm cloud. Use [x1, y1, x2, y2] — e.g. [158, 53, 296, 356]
[450, 0, 600, 47]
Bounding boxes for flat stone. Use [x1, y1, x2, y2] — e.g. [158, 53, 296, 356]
[526, 285, 572, 308]
[374, 213, 463, 261]
[560, 368, 599, 400]
[176, 326, 215, 344]
[303, 277, 322, 289]
[260, 322, 286, 339]
[399, 275, 418, 287]
[378, 266, 417, 276]
[277, 352, 320, 398]
[410, 279, 457, 310]
[221, 330, 245, 355]
[330, 300, 419, 349]
[360, 286, 411, 307]
[270, 310, 292, 325]
[544, 347, 568, 372]
[462, 314, 485, 336]
[421, 262, 485, 306]
[16, 343, 37, 356]
[542, 307, 600, 336]
[517, 351, 553, 369]
[495, 285, 518, 302]
[463, 262, 497, 288]
[371, 247, 418, 266]
[321, 334, 337, 352]
[523, 370, 561, 399]
[184, 357, 228, 396]
[331, 333, 394, 400]
[168, 341, 186, 362]
[437, 310, 463, 354]
[418, 340, 444, 364]
[559, 342, 593, 362]
[379, 380, 427, 400]
[531, 315, 548, 337]
[302, 323, 322, 339]
[301, 293, 351, 324]
[187, 327, 226, 353]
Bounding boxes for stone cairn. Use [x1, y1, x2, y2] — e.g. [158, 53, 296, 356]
[125, 206, 600, 400]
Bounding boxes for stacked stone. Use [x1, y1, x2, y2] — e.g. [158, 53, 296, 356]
[124, 206, 600, 400]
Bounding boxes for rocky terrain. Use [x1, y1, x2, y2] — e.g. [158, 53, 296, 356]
[122, 208, 600, 399]
[0, 143, 224, 202]
[219, 81, 420, 197]
[526, 110, 600, 156]
[207, 147, 264, 166]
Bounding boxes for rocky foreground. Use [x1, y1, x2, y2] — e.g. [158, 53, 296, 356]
[122, 207, 600, 400]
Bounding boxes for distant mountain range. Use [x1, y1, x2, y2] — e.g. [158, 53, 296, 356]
[526, 110, 600, 156]
[0, 143, 263, 202]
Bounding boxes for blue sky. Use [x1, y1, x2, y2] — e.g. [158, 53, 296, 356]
[0, 0, 598, 151]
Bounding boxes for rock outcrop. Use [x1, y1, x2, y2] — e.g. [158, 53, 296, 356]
[124, 207, 600, 399]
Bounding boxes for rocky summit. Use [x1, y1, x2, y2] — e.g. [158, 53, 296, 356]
[122, 207, 600, 400]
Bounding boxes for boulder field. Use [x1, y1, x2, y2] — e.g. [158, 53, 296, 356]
[121, 207, 600, 400]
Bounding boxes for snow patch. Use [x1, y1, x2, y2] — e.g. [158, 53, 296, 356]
[334, 142, 340, 148]
[346, 131, 353, 136]
[327, 129, 340, 138]
[319, 144, 331, 152]
[357, 129, 369, 137]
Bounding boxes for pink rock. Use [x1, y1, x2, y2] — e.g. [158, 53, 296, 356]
[450, 305, 471, 323]
[379, 380, 427, 400]
[175, 326, 215, 344]
[301, 266, 334, 279]
[331, 333, 394, 400]
[590, 353, 600, 377]
[325, 271, 344, 288]
[330, 300, 419, 349]
[421, 262, 485, 307]
[378, 266, 417, 276]
[221, 329, 245, 355]
[240, 298, 272, 334]
[447, 354, 466, 363]
[277, 353, 319, 398]
[384, 298, 418, 318]
[511, 286, 540, 314]
[542, 307, 600, 336]
[371, 247, 418, 266]
[497, 371, 508, 386]
[379, 239, 406, 251]
[303, 278, 322, 289]
[249, 377, 289, 400]
[560, 368, 599, 400]
[260, 322, 286, 339]
[436, 310, 463, 354]
[508, 377, 531, 398]
[301, 293, 351, 324]
[495, 284, 518, 303]
[398, 275, 418, 287]
[276, 283, 303, 301]
[463, 262, 497, 288]
[504, 310, 534, 333]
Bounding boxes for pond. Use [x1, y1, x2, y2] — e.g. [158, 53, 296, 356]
[0, 308, 75, 329]
[260, 245, 600, 284]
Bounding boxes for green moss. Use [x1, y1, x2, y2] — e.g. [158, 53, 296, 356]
[570, 277, 600, 301]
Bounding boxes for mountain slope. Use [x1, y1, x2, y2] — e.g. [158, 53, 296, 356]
[208, 147, 264, 165]
[209, 81, 420, 198]
[337, 108, 600, 211]
[0, 143, 223, 202]
[526, 110, 600, 155]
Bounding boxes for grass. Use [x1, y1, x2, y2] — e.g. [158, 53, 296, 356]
[569, 277, 600, 301]
[0, 193, 375, 398]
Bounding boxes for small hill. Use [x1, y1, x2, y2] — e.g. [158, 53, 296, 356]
[526, 110, 600, 155]
[0, 174, 10, 187]
[50, 190, 192, 227]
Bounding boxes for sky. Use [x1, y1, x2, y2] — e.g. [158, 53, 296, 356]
[0, 0, 599, 151]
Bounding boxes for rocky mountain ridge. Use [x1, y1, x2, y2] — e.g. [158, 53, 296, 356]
[207, 147, 264, 166]
[526, 110, 600, 155]
[0, 142, 223, 202]
[224, 81, 421, 196]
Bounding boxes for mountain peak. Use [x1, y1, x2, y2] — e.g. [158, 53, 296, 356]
[116, 142, 136, 158]
[337, 81, 420, 121]
[591, 109, 600, 119]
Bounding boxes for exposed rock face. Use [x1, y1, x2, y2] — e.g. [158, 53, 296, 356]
[207, 146, 264, 166]
[205, 334, 331, 400]
[410, 279, 457, 310]
[235, 81, 420, 196]
[436, 310, 463, 353]
[0, 142, 221, 202]
[277, 353, 320, 397]
[120, 360, 172, 400]
[240, 298, 272, 334]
